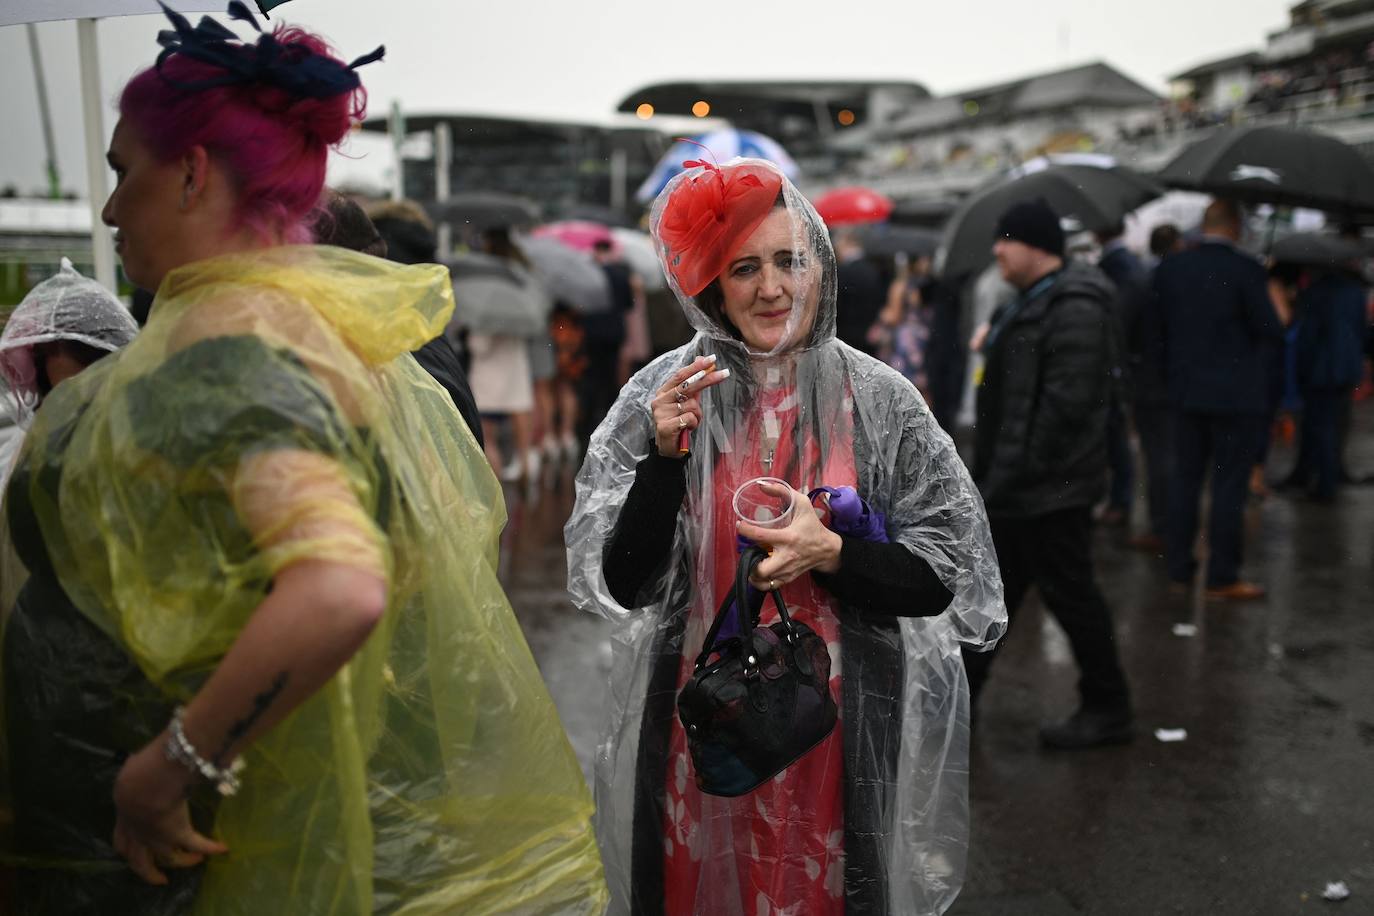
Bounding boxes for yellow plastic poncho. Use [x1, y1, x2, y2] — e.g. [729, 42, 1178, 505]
[0, 246, 607, 914]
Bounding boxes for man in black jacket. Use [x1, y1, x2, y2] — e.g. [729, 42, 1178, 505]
[965, 199, 1133, 749]
[1148, 200, 1285, 599]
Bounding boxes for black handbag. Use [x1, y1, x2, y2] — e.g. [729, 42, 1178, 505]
[676, 546, 838, 797]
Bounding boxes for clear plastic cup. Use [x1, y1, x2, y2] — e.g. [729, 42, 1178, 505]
[733, 477, 794, 529]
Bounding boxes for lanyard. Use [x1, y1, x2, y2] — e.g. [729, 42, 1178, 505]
[986, 271, 1059, 351]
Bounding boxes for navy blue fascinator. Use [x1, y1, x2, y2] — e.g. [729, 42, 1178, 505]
[155, 1, 384, 100]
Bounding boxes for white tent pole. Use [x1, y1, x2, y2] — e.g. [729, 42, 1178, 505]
[76, 17, 117, 292]
[434, 121, 451, 258]
[25, 23, 61, 198]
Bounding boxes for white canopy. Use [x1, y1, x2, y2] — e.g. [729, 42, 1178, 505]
[0, 2, 220, 27]
[3, 3, 223, 291]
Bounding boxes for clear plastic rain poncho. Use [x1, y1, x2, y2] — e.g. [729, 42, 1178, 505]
[0, 258, 139, 613]
[0, 258, 139, 463]
[0, 246, 606, 914]
[566, 159, 1007, 915]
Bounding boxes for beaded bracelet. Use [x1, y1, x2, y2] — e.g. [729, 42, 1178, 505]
[164, 706, 245, 797]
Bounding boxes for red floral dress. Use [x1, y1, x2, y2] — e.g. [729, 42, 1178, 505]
[663, 383, 855, 915]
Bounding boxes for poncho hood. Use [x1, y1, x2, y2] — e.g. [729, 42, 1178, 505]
[155, 245, 454, 364]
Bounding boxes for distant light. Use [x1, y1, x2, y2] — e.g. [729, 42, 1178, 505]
[692, 100, 711, 118]
[636, 103, 655, 119]
[963, 100, 980, 116]
[837, 109, 856, 127]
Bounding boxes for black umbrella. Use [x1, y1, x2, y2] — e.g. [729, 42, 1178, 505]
[888, 197, 960, 228]
[859, 223, 942, 258]
[936, 164, 1163, 280]
[1268, 233, 1365, 269]
[1157, 126, 1374, 215]
[423, 193, 540, 229]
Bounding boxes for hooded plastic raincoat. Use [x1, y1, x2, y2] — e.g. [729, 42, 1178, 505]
[0, 246, 607, 914]
[0, 258, 139, 616]
[0, 258, 139, 469]
[566, 160, 1007, 915]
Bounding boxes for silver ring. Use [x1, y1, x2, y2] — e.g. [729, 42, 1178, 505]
[678, 415, 687, 430]
[769, 579, 778, 591]
[677, 401, 684, 414]
[675, 391, 687, 403]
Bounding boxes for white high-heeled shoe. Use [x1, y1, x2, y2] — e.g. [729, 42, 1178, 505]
[499, 456, 523, 482]
[560, 434, 580, 464]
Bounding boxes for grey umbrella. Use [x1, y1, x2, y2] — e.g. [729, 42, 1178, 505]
[611, 228, 667, 292]
[424, 193, 541, 230]
[520, 236, 612, 314]
[446, 253, 551, 337]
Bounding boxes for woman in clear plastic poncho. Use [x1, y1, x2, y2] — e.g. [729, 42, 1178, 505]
[566, 158, 1006, 916]
[0, 5, 605, 914]
[0, 257, 139, 614]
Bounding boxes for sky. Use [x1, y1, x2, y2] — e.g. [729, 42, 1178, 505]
[0, 0, 1295, 197]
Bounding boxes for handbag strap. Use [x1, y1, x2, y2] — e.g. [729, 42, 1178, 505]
[693, 545, 797, 671]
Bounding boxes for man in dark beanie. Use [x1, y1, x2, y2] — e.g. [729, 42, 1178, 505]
[964, 198, 1134, 749]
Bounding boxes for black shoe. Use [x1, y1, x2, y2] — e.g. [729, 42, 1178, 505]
[1271, 473, 1306, 492]
[1039, 708, 1134, 750]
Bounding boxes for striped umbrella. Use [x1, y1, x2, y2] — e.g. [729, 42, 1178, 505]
[636, 130, 800, 203]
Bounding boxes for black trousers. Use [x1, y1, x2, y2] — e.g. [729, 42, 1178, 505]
[963, 507, 1131, 713]
[1133, 403, 1175, 538]
[577, 339, 624, 442]
[1106, 402, 1134, 512]
[1299, 388, 1349, 499]
[1166, 411, 1264, 587]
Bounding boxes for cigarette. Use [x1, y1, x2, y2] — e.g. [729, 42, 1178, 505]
[678, 362, 728, 455]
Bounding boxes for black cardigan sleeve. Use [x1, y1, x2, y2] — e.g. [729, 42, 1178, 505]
[812, 537, 953, 617]
[602, 449, 689, 608]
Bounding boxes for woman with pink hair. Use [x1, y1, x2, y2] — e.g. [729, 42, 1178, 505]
[0, 4, 605, 913]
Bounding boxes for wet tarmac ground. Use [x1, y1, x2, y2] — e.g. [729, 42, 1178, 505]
[495, 403, 1374, 916]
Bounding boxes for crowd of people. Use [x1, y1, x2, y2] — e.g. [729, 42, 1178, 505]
[0, 4, 1372, 916]
[829, 196, 1372, 751]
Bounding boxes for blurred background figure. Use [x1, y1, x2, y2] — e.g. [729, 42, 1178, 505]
[1123, 223, 1185, 552]
[548, 300, 587, 463]
[579, 238, 638, 440]
[0, 258, 138, 613]
[0, 260, 137, 473]
[474, 226, 544, 481]
[832, 229, 886, 354]
[314, 192, 485, 448]
[1280, 258, 1368, 501]
[1095, 221, 1147, 530]
[1149, 199, 1288, 600]
[870, 250, 937, 399]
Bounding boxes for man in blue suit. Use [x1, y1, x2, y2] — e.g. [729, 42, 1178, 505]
[1290, 268, 1369, 501]
[1148, 200, 1287, 600]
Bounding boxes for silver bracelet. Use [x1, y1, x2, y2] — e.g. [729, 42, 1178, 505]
[164, 706, 245, 797]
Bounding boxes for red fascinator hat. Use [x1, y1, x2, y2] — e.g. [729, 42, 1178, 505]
[656, 160, 784, 298]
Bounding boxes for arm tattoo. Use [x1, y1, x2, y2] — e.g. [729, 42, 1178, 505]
[213, 671, 289, 765]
